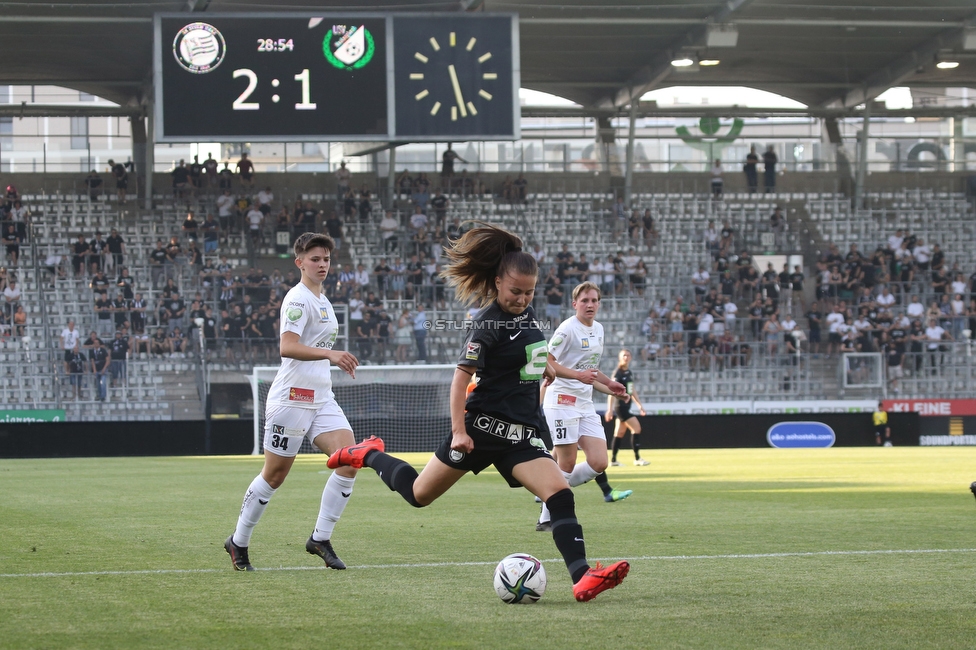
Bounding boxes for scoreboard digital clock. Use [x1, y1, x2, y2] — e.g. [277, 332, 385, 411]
[153, 13, 519, 142]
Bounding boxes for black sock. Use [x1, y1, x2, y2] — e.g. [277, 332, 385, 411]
[546, 488, 588, 583]
[611, 437, 621, 462]
[364, 451, 425, 508]
[594, 472, 612, 497]
[632, 434, 641, 460]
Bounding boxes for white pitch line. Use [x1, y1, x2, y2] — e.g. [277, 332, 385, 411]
[2, 548, 974, 579]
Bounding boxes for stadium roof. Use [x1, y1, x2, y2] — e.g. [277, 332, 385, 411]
[1, 0, 975, 115]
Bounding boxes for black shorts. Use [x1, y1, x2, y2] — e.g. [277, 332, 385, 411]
[434, 415, 554, 488]
[614, 404, 635, 421]
[63, 350, 74, 363]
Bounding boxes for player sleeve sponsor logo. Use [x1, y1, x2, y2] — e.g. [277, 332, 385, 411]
[549, 334, 564, 350]
[557, 394, 577, 406]
[465, 342, 481, 360]
[288, 387, 315, 403]
[286, 307, 303, 322]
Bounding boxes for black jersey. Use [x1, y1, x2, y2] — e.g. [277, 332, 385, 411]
[458, 302, 546, 428]
[612, 368, 635, 402]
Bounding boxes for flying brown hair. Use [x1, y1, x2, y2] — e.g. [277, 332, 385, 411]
[440, 222, 537, 307]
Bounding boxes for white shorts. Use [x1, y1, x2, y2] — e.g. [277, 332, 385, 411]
[544, 407, 605, 447]
[263, 400, 352, 457]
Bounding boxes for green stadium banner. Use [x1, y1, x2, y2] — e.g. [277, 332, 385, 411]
[0, 409, 67, 423]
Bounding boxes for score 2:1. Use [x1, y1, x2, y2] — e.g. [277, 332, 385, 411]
[232, 68, 317, 111]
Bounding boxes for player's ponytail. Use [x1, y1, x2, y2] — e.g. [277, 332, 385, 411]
[441, 222, 537, 306]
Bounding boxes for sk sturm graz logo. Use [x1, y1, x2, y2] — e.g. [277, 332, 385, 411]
[173, 22, 226, 74]
[323, 25, 375, 70]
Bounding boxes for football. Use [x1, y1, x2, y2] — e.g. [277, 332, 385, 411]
[493, 553, 547, 603]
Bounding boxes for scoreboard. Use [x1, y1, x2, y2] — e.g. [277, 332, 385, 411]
[153, 13, 519, 142]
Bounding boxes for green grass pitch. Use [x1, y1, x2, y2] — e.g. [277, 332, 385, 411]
[2, 447, 976, 649]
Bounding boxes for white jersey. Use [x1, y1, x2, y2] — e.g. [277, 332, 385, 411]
[544, 316, 604, 412]
[266, 282, 339, 410]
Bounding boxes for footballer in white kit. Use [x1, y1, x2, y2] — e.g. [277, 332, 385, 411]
[544, 316, 607, 445]
[536, 282, 631, 531]
[225, 233, 362, 574]
[264, 280, 347, 454]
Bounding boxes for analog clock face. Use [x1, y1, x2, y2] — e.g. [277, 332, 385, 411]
[394, 16, 516, 139]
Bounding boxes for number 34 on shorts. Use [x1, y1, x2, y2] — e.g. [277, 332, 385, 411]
[266, 423, 305, 452]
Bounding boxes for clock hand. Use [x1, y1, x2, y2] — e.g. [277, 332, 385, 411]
[448, 64, 468, 118]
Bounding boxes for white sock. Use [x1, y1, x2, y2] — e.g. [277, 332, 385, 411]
[538, 470, 574, 524]
[568, 461, 599, 487]
[312, 472, 356, 542]
[233, 474, 276, 548]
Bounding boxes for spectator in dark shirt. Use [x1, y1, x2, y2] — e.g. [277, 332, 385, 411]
[109, 329, 128, 387]
[218, 162, 235, 190]
[67, 350, 86, 399]
[89, 231, 108, 272]
[95, 293, 115, 337]
[189, 155, 204, 190]
[186, 241, 203, 269]
[112, 291, 129, 329]
[762, 145, 778, 193]
[105, 228, 125, 271]
[430, 188, 449, 228]
[170, 326, 187, 355]
[90, 338, 110, 401]
[743, 145, 759, 193]
[806, 302, 822, 354]
[149, 240, 168, 288]
[3, 223, 20, 266]
[107, 159, 128, 203]
[201, 213, 220, 254]
[71, 235, 90, 276]
[171, 160, 190, 199]
[236, 153, 255, 188]
[202, 306, 218, 353]
[151, 327, 170, 357]
[790, 265, 806, 310]
[182, 211, 200, 242]
[325, 213, 343, 251]
[166, 291, 187, 331]
[84, 170, 103, 201]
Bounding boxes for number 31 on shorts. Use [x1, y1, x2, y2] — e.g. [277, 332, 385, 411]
[520, 341, 548, 380]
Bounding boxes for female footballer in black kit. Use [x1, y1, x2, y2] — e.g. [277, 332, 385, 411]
[606, 350, 648, 466]
[328, 224, 629, 602]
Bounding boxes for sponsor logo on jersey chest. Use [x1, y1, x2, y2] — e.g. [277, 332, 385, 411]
[288, 387, 314, 403]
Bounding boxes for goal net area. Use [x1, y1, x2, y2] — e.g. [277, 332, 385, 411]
[250, 365, 456, 455]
